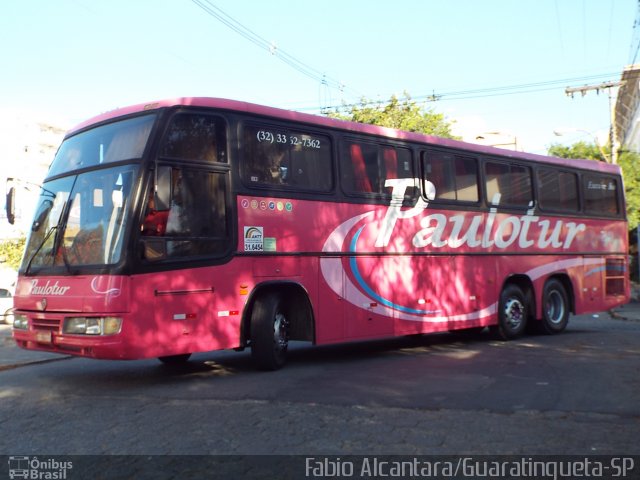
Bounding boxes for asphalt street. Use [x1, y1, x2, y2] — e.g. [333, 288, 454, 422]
[0, 305, 639, 457]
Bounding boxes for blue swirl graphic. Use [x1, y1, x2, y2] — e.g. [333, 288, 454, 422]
[348, 225, 438, 315]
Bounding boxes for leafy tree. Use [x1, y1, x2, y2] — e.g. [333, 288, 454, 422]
[548, 141, 606, 162]
[327, 93, 459, 139]
[618, 149, 640, 231]
[548, 142, 640, 230]
[0, 237, 26, 271]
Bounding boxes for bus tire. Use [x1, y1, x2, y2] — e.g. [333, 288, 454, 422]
[492, 284, 528, 340]
[158, 353, 191, 365]
[250, 293, 289, 371]
[539, 279, 570, 334]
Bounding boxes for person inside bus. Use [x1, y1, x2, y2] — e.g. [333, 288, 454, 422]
[165, 168, 190, 235]
[141, 191, 169, 236]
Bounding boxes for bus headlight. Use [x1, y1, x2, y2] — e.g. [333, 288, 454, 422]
[13, 313, 28, 330]
[63, 317, 123, 335]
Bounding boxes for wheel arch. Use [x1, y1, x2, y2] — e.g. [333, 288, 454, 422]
[241, 281, 316, 346]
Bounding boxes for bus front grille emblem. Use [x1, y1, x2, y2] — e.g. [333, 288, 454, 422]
[37, 298, 47, 311]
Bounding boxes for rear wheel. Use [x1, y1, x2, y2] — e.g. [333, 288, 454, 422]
[492, 284, 528, 340]
[539, 279, 570, 334]
[251, 293, 289, 371]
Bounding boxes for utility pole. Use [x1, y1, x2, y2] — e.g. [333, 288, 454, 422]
[564, 81, 623, 163]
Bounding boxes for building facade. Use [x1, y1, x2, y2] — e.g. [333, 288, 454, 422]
[615, 64, 640, 153]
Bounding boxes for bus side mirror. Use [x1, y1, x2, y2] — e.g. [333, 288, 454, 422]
[5, 186, 15, 225]
[155, 166, 172, 211]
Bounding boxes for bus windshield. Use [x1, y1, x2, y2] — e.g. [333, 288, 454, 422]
[22, 165, 138, 273]
[20, 114, 158, 273]
[48, 114, 156, 178]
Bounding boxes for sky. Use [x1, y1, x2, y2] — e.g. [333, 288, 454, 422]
[0, 0, 637, 155]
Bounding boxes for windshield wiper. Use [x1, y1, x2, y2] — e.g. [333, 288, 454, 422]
[52, 201, 75, 275]
[25, 196, 72, 275]
[25, 225, 57, 276]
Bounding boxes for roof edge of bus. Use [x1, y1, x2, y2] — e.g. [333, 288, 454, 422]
[66, 96, 621, 174]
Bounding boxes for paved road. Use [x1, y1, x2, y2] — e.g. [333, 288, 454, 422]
[0, 313, 638, 456]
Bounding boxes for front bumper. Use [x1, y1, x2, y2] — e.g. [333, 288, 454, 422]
[12, 311, 134, 360]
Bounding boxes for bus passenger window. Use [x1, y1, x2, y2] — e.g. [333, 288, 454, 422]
[583, 175, 619, 216]
[422, 151, 478, 203]
[142, 166, 229, 260]
[141, 190, 169, 236]
[537, 169, 579, 212]
[345, 143, 375, 192]
[342, 143, 413, 196]
[242, 125, 332, 191]
[485, 162, 532, 207]
[382, 147, 398, 180]
[160, 114, 226, 163]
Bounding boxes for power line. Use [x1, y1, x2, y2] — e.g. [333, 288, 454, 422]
[305, 72, 621, 113]
[420, 72, 618, 99]
[190, 0, 360, 100]
[563, 80, 623, 163]
[188, 0, 623, 121]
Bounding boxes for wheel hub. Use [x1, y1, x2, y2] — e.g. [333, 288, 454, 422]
[273, 313, 289, 350]
[504, 298, 524, 329]
[546, 290, 565, 325]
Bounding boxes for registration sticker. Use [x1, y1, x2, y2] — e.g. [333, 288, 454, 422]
[244, 226, 264, 251]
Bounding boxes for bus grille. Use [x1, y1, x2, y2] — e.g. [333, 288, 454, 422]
[605, 258, 626, 296]
[31, 318, 61, 333]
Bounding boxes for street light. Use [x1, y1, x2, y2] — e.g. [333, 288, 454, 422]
[552, 128, 610, 162]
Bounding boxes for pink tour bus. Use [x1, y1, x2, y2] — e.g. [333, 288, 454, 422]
[6, 97, 629, 370]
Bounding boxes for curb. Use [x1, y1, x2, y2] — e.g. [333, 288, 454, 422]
[0, 354, 73, 372]
[608, 310, 640, 322]
[0, 325, 74, 371]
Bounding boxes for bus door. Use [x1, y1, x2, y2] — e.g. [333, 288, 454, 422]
[141, 163, 232, 348]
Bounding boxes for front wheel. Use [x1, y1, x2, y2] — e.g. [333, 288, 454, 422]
[492, 284, 528, 340]
[251, 293, 289, 371]
[539, 279, 570, 334]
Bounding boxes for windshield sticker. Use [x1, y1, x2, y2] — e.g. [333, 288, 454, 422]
[264, 237, 277, 252]
[244, 226, 264, 251]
